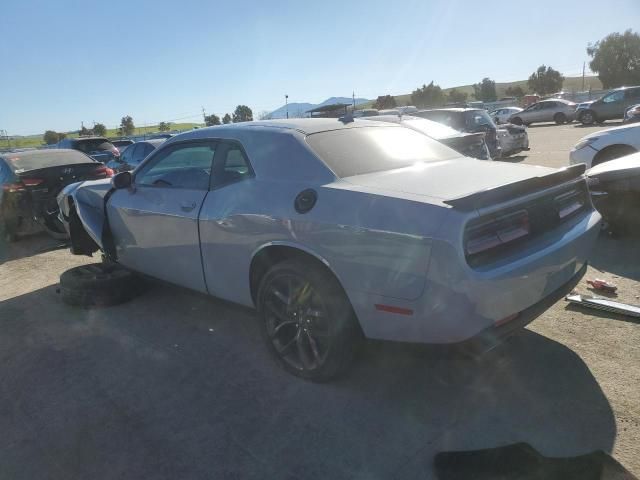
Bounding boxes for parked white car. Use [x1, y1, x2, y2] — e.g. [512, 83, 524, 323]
[492, 107, 523, 125]
[570, 123, 640, 168]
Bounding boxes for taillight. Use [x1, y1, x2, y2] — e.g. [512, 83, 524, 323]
[2, 182, 25, 193]
[21, 178, 45, 187]
[555, 189, 584, 219]
[94, 166, 115, 177]
[466, 210, 530, 257]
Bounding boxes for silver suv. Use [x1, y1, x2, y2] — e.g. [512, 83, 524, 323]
[578, 86, 640, 125]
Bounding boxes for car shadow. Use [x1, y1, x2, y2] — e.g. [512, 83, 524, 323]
[500, 154, 528, 163]
[0, 233, 68, 265]
[589, 230, 640, 282]
[0, 282, 616, 480]
[573, 120, 624, 129]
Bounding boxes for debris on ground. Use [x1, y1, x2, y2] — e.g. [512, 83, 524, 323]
[566, 294, 640, 319]
[586, 279, 618, 294]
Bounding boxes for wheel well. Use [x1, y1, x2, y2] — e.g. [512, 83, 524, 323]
[67, 200, 100, 256]
[249, 245, 334, 305]
[593, 144, 637, 166]
[554, 112, 565, 118]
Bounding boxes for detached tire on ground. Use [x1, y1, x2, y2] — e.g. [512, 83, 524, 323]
[257, 259, 361, 381]
[60, 263, 143, 307]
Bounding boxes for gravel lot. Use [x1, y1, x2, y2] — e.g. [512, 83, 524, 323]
[0, 120, 638, 479]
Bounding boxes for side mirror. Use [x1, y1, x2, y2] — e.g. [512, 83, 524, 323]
[112, 171, 132, 189]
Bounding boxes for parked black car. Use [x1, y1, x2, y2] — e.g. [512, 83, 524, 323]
[57, 136, 120, 163]
[106, 138, 165, 172]
[0, 149, 113, 240]
[412, 108, 501, 158]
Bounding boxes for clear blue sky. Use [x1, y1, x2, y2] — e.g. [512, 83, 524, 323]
[1, 0, 639, 135]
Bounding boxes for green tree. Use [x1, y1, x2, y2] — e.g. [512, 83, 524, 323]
[447, 88, 468, 104]
[232, 105, 253, 123]
[373, 95, 397, 110]
[588, 30, 640, 88]
[505, 85, 526, 98]
[204, 114, 220, 126]
[473, 78, 497, 102]
[93, 123, 106, 136]
[222, 113, 232, 124]
[410, 81, 445, 108]
[120, 115, 135, 136]
[79, 126, 91, 136]
[43, 130, 60, 145]
[158, 121, 172, 131]
[527, 65, 564, 95]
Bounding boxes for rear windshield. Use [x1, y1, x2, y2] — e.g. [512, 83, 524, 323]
[112, 140, 133, 147]
[464, 110, 496, 129]
[415, 110, 465, 130]
[75, 138, 114, 153]
[5, 150, 96, 172]
[306, 126, 458, 178]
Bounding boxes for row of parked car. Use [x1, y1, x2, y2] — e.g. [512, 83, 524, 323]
[491, 85, 640, 126]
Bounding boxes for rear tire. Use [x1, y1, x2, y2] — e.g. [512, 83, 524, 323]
[257, 259, 360, 381]
[60, 263, 144, 307]
[554, 113, 567, 124]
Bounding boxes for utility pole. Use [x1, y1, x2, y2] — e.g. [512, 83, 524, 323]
[352, 91, 356, 109]
[285, 95, 289, 119]
[202, 106, 206, 123]
[582, 62, 586, 91]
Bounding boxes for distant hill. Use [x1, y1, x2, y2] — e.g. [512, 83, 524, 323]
[268, 96, 370, 119]
[356, 76, 604, 108]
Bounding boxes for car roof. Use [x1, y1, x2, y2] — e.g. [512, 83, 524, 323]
[171, 118, 395, 139]
[70, 136, 110, 142]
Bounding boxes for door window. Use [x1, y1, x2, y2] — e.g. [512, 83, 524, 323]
[213, 144, 253, 187]
[121, 144, 138, 164]
[603, 91, 625, 103]
[625, 88, 640, 100]
[136, 142, 216, 190]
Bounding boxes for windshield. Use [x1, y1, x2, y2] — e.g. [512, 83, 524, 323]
[465, 110, 496, 129]
[75, 139, 114, 153]
[306, 126, 458, 177]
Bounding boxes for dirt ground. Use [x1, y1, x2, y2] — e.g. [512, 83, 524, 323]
[0, 120, 638, 479]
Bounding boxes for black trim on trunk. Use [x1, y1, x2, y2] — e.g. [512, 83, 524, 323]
[445, 164, 586, 211]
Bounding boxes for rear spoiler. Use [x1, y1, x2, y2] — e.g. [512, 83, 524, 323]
[444, 164, 586, 211]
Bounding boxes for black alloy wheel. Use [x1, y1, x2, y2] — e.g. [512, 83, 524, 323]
[258, 260, 359, 381]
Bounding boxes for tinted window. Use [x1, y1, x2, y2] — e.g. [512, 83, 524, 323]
[306, 126, 458, 178]
[136, 142, 215, 190]
[625, 88, 640, 99]
[464, 110, 496, 129]
[603, 91, 625, 103]
[121, 144, 137, 163]
[215, 145, 252, 186]
[74, 138, 114, 153]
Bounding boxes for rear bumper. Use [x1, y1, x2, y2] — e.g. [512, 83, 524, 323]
[463, 261, 587, 352]
[350, 209, 601, 344]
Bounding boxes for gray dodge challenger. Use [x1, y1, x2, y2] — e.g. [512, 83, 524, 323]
[58, 119, 601, 380]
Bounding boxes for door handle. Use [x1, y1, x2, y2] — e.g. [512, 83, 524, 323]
[180, 201, 197, 212]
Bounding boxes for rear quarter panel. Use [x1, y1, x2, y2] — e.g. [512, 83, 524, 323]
[199, 178, 451, 307]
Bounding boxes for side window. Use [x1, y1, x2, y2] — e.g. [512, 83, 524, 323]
[142, 144, 155, 158]
[213, 144, 253, 187]
[136, 142, 215, 190]
[122, 144, 137, 163]
[603, 91, 624, 103]
[625, 88, 640, 100]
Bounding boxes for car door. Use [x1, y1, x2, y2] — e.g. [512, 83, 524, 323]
[107, 140, 217, 292]
[520, 104, 539, 122]
[199, 141, 256, 304]
[599, 90, 625, 119]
